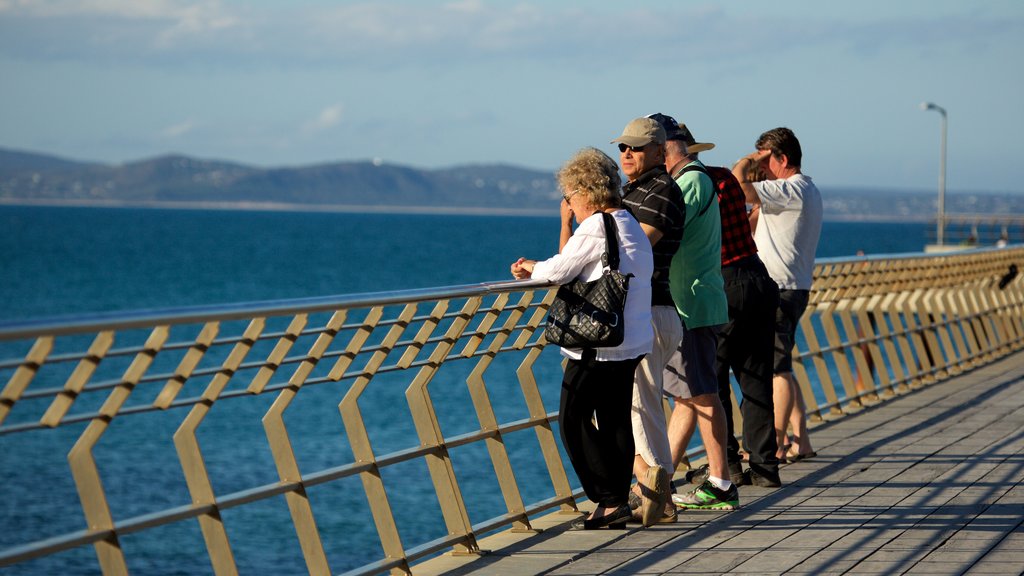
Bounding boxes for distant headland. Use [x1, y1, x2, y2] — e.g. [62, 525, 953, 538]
[2, 147, 1021, 221]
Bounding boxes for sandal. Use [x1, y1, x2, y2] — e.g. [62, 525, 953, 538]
[785, 451, 817, 464]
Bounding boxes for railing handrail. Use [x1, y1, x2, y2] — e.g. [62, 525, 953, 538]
[1, 246, 1006, 341]
[0, 279, 551, 340]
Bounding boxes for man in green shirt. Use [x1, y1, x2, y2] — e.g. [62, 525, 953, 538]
[647, 113, 737, 511]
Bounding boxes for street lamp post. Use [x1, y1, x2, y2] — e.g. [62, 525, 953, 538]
[921, 102, 947, 246]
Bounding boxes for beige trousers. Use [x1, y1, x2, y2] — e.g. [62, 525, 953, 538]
[631, 305, 681, 469]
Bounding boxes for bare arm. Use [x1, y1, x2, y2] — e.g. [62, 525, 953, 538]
[732, 150, 772, 206]
[558, 199, 574, 252]
[639, 222, 664, 247]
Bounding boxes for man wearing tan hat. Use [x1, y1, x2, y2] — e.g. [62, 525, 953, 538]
[609, 117, 685, 526]
[650, 115, 783, 501]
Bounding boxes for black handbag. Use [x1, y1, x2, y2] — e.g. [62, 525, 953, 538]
[544, 212, 634, 349]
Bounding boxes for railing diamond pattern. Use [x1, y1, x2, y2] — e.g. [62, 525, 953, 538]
[0, 248, 1022, 575]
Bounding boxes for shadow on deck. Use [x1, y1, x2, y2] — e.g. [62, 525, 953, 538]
[418, 350, 1024, 575]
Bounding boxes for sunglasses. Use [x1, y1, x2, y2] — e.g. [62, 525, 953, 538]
[617, 143, 648, 153]
[562, 189, 581, 202]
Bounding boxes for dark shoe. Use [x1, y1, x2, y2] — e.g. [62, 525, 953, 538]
[628, 490, 641, 511]
[628, 490, 642, 523]
[684, 464, 709, 485]
[570, 504, 631, 530]
[639, 465, 669, 527]
[785, 451, 817, 464]
[728, 461, 745, 485]
[672, 480, 739, 511]
[739, 468, 782, 488]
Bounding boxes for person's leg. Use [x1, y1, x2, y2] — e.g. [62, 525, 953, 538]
[664, 327, 699, 475]
[681, 327, 729, 483]
[732, 262, 781, 480]
[630, 307, 679, 478]
[773, 289, 798, 459]
[667, 400, 697, 472]
[629, 307, 680, 525]
[588, 356, 642, 511]
[776, 289, 814, 459]
[772, 374, 793, 459]
[559, 357, 604, 504]
[563, 354, 641, 519]
[689, 392, 730, 482]
[786, 374, 814, 456]
[671, 335, 740, 512]
[715, 305, 741, 466]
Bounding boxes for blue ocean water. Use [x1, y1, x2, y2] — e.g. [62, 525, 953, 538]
[0, 205, 932, 574]
[0, 205, 929, 322]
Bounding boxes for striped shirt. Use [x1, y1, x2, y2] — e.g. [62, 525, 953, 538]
[621, 167, 686, 307]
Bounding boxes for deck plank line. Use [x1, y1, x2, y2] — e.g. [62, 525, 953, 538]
[415, 351, 1024, 576]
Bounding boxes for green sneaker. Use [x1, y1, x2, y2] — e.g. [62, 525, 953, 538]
[672, 480, 739, 511]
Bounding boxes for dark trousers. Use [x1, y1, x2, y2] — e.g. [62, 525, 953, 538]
[559, 353, 642, 508]
[716, 255, 782, 479]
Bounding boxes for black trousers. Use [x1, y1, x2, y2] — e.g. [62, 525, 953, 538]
[559, 353, 642, 508]
[716, 255, 782, 479]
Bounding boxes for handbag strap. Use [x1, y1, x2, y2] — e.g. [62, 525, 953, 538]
[600, 211, 621, 271]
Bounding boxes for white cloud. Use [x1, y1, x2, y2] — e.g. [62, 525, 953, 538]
[0, 0, 244, 53]
[1, 0, 228, 21]
[1, 2, 1019, 74]
[443, 0, 484, 14]
[160, 119, 195, 139]
[302, 104, 344, 135]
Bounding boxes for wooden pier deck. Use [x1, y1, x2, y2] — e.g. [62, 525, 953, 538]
[418, 351, 1024, 575]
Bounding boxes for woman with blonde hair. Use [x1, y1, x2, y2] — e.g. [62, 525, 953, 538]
[511, 147, 653, 529]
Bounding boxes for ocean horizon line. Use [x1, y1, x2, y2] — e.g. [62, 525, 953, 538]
[0, 198, 934, 223]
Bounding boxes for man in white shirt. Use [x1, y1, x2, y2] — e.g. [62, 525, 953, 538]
[732, 127, 822, 464]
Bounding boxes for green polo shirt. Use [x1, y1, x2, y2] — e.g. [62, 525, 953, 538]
[668, 160, 728, 329]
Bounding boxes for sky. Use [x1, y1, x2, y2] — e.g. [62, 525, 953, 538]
[1, 0, 1023, 194]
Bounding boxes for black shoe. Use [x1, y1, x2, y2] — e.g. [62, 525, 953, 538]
[628, 490, 641, 511]
[570, 504, 631, 530]
[684, 464, 709, 485]
[739, 468, 782, 488]
[728, 461, 745, 485]
[734, 471, 750, 486]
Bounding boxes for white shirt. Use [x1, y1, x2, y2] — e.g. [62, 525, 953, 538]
[753, 174, 823, 290]
[531, 209, 654, 361]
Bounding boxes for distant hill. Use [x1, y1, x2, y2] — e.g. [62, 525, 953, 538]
[0, 148, 101, 175]
[2, 147, 1022, 220]
[0, 148, 561, 213]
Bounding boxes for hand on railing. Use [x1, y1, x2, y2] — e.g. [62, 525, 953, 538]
[511, 257, 536, 279]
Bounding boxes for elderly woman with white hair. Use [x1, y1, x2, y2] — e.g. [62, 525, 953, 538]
[511, 147, 653, 530]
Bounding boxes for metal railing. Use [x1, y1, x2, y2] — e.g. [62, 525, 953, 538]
[793, 246, 1023, 419]
[1, 246, 1022, 575]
